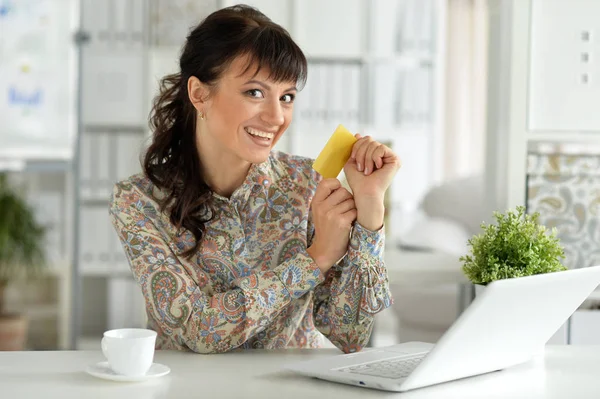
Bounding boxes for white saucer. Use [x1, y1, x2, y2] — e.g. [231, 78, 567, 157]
[85, 361, 171, 382]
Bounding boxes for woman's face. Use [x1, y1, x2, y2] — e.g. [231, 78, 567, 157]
[192, 55, 297, 165]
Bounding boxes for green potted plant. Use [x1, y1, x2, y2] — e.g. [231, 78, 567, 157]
[460, 206, 566, 290]
[0, 173, 47, 350]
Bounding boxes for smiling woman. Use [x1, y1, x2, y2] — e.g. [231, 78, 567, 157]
[108, 4, 400, 354]
[189, 55, 299, 181]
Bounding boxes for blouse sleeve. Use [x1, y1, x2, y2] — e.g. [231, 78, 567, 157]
[312, 222, 392, 353]
[109, 183, 325, 354]
[306, 172, 393, 353]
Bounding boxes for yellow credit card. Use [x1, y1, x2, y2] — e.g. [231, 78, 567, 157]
[312, 124, 358, 179]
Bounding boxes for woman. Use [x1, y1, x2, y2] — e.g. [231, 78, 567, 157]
[109, 5, 401, 354]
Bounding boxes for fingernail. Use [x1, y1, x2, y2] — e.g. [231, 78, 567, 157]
[357, 163, 362, 172]
[364, 167, 369, 175]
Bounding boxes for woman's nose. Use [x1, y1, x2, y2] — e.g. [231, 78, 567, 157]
[260, 100, 285, 126]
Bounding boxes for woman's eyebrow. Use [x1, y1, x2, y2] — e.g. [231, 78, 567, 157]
[244, 79, 297, 92]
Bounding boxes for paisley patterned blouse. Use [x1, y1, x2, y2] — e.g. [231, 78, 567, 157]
[109, 151, 392, 354]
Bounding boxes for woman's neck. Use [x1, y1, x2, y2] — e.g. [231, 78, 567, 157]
[203, 159, 251, 198]
[196, 135, 251, 198]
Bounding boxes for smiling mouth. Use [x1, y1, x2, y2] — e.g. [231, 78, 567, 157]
[245, 127, 275, 142]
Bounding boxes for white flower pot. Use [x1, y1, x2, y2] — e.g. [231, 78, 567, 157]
[474, 284, 486, 297]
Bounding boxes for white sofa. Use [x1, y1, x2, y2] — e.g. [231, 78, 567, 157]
[389, 175, 483, 343]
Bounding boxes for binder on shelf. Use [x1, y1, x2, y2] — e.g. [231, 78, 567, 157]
[420, 0, 435, 51]
[398, 0, 416, 52]
[412, 0, 426, 51]
[369, 0, 400, 57]
[330, 64, 345, 125]
[90, 132, 112, 200]
[81, 0, 111, 51]
[313, 64, 328, 125]
[371, 64, 397, 127]
[131, 0, 147, 46]
[296, 69, 312, 126]
[399, 70, 416, 125]
[95, 206, 112, 267]
[338, 66, 352, 123]
[111, 226, 129, 270]
[79, 207, 96, 268]
[79, 206, 112, 274]
[347, 65, 362, 128]
[112, 0, 130, 51]
[395, 0, 437, 55]
[394, 69, 405, 126]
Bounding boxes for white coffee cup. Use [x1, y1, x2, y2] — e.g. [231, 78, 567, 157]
[101, 328, 157, 377]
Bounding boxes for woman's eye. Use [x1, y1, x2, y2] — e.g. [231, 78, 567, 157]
[247, 89, 264, 98]
[281, 93, 295, 103]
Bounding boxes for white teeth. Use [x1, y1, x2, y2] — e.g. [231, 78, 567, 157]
[246, 127, 274, 139]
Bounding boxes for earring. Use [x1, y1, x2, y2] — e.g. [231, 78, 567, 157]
[199, 111, 205, 120]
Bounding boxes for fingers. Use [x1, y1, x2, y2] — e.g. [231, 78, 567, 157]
[324, 187, 353, 207]
[343, 208, 358, 223]
[351, 136, 372, 172]
[313, 184, 355, 219]
[335, 196, 356, 214]
[373, 145, 386, 169]
[364, 142, 383, 175]
[313, 178, 341, 203]
[327, 196, 357, 229]
[350, 134, 367, 164]
[351, 135, 394, 175]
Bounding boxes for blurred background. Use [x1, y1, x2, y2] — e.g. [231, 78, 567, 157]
[1, 0, 599, 351]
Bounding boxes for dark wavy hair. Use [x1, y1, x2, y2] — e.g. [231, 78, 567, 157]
[144, 5, 307, 258]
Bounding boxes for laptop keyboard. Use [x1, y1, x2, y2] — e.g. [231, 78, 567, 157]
[337, 354, 427, 380]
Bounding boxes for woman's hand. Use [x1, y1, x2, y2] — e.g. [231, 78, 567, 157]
[343, 134, 402, 230]
[307, 179, 357, 274]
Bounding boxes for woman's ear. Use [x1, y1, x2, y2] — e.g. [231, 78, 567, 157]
[187, 76, 209, 111]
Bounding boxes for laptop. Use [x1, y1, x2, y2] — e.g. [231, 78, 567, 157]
[286, 265, 600, 392]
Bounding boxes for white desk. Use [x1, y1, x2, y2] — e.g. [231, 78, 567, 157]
[1, 347, 598, 398]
